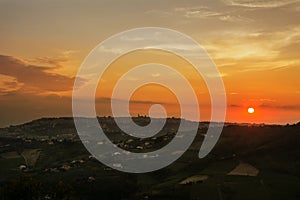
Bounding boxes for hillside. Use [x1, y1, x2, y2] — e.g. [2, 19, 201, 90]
[0, 118, 299, 199]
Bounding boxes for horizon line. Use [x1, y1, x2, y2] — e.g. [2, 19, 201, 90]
[2, 116, 299, 128]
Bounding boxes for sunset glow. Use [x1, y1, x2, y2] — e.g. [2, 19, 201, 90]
[0, 0, 299, 127]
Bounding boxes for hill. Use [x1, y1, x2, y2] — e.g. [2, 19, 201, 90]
[0, 118, 299, 199]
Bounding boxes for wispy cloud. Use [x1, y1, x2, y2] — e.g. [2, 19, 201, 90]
[219, 14, 253, 22]
[151, 73, 161, 78]
[145, 5, 253, 23]
[174, 6, 222, 19]
[259, 103, 300, 110]
[229, 103, 300, 110]
[95, 97, 172, 106]
[24, 50, 78, 68]
[223, 0, 300, 8]
[204, 26, 300, 74]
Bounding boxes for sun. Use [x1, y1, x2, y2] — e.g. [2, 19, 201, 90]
[248, 107, 255, 114]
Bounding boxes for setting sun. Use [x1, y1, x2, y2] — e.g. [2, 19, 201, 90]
[248, 107, 255, 114]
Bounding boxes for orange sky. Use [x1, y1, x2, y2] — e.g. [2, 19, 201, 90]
[0, 0, 299, 127]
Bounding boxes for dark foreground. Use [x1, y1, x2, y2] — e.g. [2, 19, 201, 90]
[0, 117, 299, 200]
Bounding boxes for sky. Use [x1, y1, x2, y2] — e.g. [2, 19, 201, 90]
[0, 0, 299, 127]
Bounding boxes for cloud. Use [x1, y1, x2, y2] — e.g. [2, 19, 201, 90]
[174, 6, 222, 19]
[259, 104, 300, 110]
[223, 0, 300, 8]
[151, 73, 161, 78]
[229, 103, 300, 110]
[0, 74, 23, 95]
[229, 104, 241, 108]
[0, 55, 83, 93]
[229, 92, 239, 95]
[146, 5, 253, 23]
[24, 50, 78, 68]
[95, 97, 171, 105]
[219, 15, 253, 23]
[26, 56, 67, 68]
[204, 26, 300, 74]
